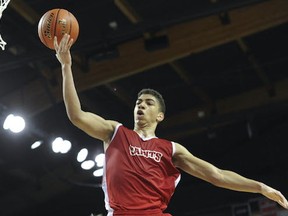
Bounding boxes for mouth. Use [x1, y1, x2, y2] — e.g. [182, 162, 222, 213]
[137, 110, 144, 116]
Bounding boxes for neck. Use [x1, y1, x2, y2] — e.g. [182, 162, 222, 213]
[133, 124, 157, 138]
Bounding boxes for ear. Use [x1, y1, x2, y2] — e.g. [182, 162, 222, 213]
[156, 112, 164, 123]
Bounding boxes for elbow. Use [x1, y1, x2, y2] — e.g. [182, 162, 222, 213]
[67, 114, 77, 124]
[68, 114, 80, 126]
[67, 111, 83, 126]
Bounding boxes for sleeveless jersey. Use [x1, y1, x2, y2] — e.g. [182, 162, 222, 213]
[102, 124, 181, 216]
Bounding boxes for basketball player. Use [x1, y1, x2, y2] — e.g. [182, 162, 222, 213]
[54, 34, 288, 215]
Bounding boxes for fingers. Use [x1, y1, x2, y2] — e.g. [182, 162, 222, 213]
[274, 191, 288, 209]
[280, 194, 288, 209]
[68, 38, 74, 49]
[59, 34, 69, 52]
[54, 34, 72, 52]
[54, 36, 58, 51]
[278, 199, 288, 209]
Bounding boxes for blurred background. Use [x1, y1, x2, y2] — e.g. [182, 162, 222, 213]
[0, 0, 288, 215]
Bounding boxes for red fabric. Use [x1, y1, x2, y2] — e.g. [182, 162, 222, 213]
[104, 125, 180, 214]
[112, 209, 172, 215]
[113, 214, 172, 216]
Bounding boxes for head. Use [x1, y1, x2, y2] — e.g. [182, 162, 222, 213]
[137, 89, 166, 114]
[134, 88, 166, 127]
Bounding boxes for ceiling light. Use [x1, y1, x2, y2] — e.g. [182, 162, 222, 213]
[3, 114, 25, 133]
[95, 153, 105, 167]
[77, 148, 88, 162]
[31, 140, 43, 149]
[93, 168, 104, 177]
[52, 137, 72, 154]
[81, 160, 95, 170]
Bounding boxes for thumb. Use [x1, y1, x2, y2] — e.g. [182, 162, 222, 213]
[55, 54, 60, 62]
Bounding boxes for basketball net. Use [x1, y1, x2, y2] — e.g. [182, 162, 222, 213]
[0, 0, 11, 50]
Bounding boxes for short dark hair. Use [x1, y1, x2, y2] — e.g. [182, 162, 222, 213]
[137, 88, 166, 114]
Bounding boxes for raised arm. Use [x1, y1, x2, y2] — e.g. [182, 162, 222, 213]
[54, 34, 118, 142]
[173, 143, 288, 209]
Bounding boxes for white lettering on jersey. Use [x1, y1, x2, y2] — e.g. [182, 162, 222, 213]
[129, 145, 163, 162]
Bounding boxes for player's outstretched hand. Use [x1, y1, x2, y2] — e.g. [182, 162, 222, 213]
[262, 184, 288, 209]
[54, 34, 73, 66]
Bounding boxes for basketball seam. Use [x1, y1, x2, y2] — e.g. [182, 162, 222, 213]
[53, 9, 61, 49]
[39, 9, 78, 49]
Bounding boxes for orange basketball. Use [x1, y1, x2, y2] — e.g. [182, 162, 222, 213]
[38, 8, 79, 50]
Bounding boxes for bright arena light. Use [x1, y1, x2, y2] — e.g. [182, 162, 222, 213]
[3, 114, 26, 133]
[81, 160, 95, 170]
[95, 153, 105, 167]
[52, 137, 72, 154]
[93, 168, 104, 177]
[31, 140, 43, 149]
[77, 148, 88, 162]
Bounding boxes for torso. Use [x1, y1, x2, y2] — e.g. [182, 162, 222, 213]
[102, 124, 181, 215]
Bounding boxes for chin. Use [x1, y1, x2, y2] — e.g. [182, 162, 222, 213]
[135, 119, 146, 126]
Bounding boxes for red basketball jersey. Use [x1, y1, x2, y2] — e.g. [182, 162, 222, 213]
[102, 124, 181, 215]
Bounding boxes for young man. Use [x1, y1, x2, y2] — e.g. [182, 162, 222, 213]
[54, 34, 288, 216]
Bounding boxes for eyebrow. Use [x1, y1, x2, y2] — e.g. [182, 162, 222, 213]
[136, 98, 156, 103]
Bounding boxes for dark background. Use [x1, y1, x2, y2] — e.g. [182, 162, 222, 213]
[0, 0, 288, 215]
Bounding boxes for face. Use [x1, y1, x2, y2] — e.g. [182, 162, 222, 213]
[134, 94, 164, 126]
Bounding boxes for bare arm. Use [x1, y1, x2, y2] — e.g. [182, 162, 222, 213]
[173, 143, 288, 209]
[54, 34, 118, 142]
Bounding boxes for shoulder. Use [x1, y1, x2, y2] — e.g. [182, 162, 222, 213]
[111, 123, 132, 134]
[107, 122, 137, 140]
[154, 139, 179, 157]
[172, 142, 193, 165]
[173, 142, 187, 156]
[107, 120, 121, 128]
[104, 120, 121, 143]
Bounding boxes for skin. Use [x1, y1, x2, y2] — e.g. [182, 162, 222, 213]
[54, 34, 288, 209]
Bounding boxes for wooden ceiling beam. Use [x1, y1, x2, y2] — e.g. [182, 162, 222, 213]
[2, 0, 288, 118]
[237, 38, 275, 96]
[114, 0, 141, 24]
[169, 60, 216, 114]
[9, 0, 40, 25]
[115, 0, 216, 112]
[161, 77, 288, 132]
[66, 0, 288, 94]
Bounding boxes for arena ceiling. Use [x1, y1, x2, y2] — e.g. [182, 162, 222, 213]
[0, 0, 288, 215]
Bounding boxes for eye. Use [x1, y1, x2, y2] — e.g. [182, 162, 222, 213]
[147, 101, 155, 106]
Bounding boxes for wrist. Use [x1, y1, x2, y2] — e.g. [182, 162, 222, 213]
[61, 63, 72, 69]
[259, 182, 267, 194]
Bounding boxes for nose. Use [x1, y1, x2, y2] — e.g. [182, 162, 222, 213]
[138, 101, 145, 109]
[138, 104, 144, 109]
